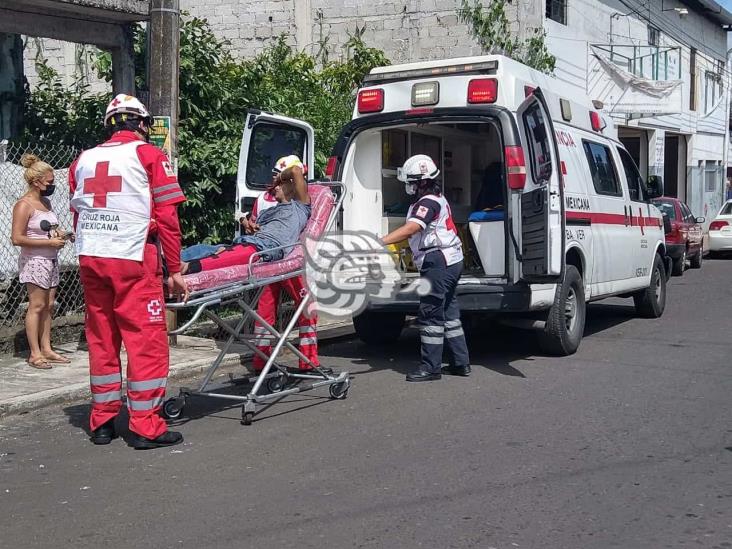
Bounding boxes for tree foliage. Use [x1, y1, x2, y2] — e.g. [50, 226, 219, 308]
[21, 17, 389, 244]
[457, 0, 555, 74]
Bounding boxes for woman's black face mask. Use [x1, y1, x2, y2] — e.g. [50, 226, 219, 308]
[41, 184, 56, 197]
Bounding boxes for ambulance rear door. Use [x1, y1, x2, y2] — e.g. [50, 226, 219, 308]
[236, 110, 315, 224]
[515, 89, 564, 282]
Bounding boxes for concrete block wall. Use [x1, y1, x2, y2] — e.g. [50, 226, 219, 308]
[178, 0, 542, 64]
[22, 36, 108, 94]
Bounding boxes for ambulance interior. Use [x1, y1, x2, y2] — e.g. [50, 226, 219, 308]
[344, 121, 507, 277]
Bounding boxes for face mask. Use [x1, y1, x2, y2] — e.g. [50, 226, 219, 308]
[404, 182, 417, 195]
[41, 185, 55, 197]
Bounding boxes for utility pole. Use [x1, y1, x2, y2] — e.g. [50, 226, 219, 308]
[148, 0, 180, 163]
[148, 0, 180, 342]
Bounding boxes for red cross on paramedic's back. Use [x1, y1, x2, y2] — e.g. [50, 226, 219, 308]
[84, 161, 122, 208]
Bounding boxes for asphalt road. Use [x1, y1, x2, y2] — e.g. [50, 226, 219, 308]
[1, 259, 731, 549]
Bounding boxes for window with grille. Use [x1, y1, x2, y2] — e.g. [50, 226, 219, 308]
[648, 26, 660, 47]
[546, 0, 567, 25]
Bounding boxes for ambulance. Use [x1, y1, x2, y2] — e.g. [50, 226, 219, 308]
[235, 55, 670, 356]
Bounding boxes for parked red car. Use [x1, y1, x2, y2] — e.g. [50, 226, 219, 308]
[651, 197, 704, 275]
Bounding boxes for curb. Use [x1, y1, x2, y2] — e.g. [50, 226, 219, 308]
[0, 320, 354, 419]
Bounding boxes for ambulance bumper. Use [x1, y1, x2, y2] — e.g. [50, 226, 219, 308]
[363, 282, 539, 314]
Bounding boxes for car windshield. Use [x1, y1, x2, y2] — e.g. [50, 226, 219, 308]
[653, 199, 676, 220]
[720, 202, 732, 216]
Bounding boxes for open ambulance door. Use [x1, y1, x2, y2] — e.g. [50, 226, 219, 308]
[515, 89, 565, 282]
[235, 109, 315, 230]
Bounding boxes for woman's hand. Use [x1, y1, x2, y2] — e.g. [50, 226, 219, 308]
[48, 237, 67, 249]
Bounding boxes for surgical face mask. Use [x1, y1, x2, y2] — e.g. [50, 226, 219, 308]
[404, 181, 417, 195]
[41, 184, 56, 197]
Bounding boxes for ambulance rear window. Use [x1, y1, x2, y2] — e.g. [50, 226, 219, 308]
[582, 141, 622, 197]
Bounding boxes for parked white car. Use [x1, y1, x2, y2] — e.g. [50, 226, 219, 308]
[708, 200, 732, 257]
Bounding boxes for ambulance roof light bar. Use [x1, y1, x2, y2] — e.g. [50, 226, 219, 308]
[363, 60, 499, 85]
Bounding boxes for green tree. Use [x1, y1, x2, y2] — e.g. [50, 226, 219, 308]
[21, 17, 389, 244]
[457, 0, 555, 74]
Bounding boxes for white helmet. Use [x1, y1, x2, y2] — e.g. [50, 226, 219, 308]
[272, 154, 305, 175]
[397, 154, 440, 195]
[104, 94, 153, 127]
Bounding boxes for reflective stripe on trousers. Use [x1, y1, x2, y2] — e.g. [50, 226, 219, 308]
[417, 252, 470, 373]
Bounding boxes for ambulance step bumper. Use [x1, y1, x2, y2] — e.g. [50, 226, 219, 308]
[363, 282, 537, 314]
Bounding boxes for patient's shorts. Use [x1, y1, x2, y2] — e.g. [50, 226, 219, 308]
[187, 244, 259, 274]
[18, 256, 60, 290]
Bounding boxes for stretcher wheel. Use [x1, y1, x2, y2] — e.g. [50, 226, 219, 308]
[162, 397, 183, 420]
[241, 410, 254, 426]
[329, 381, 349, 400]
[266, 374, 285, 393]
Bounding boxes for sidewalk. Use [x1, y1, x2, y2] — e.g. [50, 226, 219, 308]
[0, 318, 353, 418]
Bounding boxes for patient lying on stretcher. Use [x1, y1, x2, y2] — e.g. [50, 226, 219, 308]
[181, 156, 311, 275]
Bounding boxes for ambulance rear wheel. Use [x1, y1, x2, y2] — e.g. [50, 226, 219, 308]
[353, 312, 405, 345]
[538, 265, 585, 356]
[633, 254, 666, 318]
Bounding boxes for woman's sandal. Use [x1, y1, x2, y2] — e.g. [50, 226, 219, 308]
[43, 354, 71, 364]
[28, 357, 52, 370]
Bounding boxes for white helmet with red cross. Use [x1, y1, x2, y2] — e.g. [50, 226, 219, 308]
[272, 154, 307, 175]
[104, 94, 153, 128]
[398, 154, 440, 195]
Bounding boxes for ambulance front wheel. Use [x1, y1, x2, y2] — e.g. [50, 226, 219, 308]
[538, 265, 586, 356]
[353, 312, 405, 345]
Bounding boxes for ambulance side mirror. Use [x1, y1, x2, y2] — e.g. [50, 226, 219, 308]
[646, 175, 663, 199]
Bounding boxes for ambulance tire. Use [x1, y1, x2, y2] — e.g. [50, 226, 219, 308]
[633, 254, 667, 318]
[538, 265, 585, 356]
[353, 311, 406, 345]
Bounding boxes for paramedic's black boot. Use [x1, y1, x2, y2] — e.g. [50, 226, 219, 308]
[91, 419, 117, 445]
[129, 430, 183, 450]
[406, 369, 442, 382]
[442, 364, 471, 377]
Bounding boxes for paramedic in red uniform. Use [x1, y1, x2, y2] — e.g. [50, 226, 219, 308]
[69, 94, 188, 449]
[242, 156, 320, 373]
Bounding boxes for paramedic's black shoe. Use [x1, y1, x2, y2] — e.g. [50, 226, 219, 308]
[91, 419, 117, 445]
[406, 369, 442, 382]
[129, 430, 183, 450]
[442, 364, 471, 377]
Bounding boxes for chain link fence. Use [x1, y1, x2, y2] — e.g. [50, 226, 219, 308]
[0, 140, 85, 328]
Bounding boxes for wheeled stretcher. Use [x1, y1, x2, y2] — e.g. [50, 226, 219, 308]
[162, 183, 350, 425]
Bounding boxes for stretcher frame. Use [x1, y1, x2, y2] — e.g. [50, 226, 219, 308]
[163, 182, 350, 425]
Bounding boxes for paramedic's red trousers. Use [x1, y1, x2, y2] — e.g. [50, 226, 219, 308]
[80, 243, 169, 439]
[253, 275, 319, 371]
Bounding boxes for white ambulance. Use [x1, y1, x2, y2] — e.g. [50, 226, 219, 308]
[235, 55, 670, 356]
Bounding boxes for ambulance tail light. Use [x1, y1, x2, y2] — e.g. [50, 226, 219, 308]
[357, 88, 384, 113]
[709, 220, 729, 231]
[325, 156, 338, 178]
[467, 79, 498, 104]
[590, 111, 606, 132]
[505, 146, 527, 190]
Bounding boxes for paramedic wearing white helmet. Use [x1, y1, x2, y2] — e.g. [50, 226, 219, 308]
[382, 154, 471, 382]
[69, 94, 188, 449]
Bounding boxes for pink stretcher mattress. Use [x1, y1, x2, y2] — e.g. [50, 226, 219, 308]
[183, 185, 334, 293]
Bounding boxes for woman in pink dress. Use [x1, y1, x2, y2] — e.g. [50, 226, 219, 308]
[10, 154, 71, 369]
